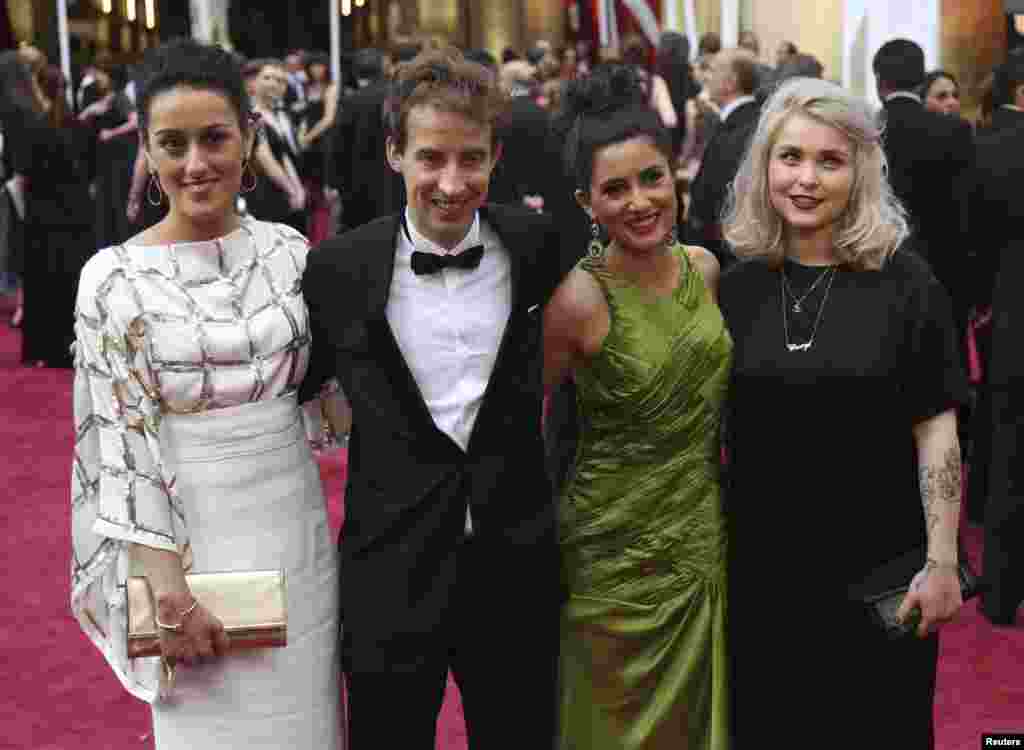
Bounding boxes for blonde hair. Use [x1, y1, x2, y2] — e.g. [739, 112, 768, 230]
[722, 77, 908, 270]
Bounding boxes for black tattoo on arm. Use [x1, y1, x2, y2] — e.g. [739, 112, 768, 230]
[919, 445, 962, 537]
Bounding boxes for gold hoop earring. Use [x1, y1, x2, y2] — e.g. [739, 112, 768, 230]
[240, 159, 258, 194]
[587, 219, 605, 260]
[146, 173, 164, 207]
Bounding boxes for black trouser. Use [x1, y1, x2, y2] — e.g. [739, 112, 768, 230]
[982, 386, 1024, 624]
[344, 535, 561, 749]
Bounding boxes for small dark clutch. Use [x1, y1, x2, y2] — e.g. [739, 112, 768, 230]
[853, 545, 981, 640]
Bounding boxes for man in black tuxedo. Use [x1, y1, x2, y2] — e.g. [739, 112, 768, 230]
[686, 48, 761, 269]
[302, 47, 570, 748]
[873, 39, 973, 331]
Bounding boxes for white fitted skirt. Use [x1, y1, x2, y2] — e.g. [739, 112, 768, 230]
[150, 394, 343, 749]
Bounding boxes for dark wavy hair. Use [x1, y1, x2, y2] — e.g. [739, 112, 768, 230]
[136, 38, 251, 144]
[920, 70, 959, 101]
[551, 64, 673, 193]
[305, 51, 332, 83]
[872, 39, 925, 92]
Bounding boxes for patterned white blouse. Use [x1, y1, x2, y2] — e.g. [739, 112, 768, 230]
[70, 219, 324, 701]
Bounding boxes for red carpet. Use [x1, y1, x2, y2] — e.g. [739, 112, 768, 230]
[0, 314, 1020, 749]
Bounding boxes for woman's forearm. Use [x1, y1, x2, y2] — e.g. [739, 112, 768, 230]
[913, 409, 961, 566]
[282, 153, 304, 194]
[103, 111, 139, 140]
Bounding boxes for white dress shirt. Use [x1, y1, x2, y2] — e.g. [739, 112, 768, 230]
[387, 209, 512, 532]
[884, 91, 922, 105]
[720, 95, 757, 123]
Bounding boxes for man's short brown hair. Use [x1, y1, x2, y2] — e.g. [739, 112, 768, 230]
[387, 46, 507, 153]
[726, 49, 759, 96]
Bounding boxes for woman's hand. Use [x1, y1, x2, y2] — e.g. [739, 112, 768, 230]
[157, 591, 231, 671]
[127, 195, 142, 223]
[896, 561, 963, 638]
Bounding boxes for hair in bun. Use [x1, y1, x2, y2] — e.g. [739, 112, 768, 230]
[552, 63, 672, 192]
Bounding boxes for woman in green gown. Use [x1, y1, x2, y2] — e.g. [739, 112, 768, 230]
[544, 65, 732, 749]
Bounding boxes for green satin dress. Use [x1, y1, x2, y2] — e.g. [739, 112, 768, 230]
[559, 245, 732, 750]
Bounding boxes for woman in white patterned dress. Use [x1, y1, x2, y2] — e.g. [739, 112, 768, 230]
[70, 39, 345, 749]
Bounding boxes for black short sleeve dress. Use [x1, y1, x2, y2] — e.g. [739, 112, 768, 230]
[718, 245, 968, 747]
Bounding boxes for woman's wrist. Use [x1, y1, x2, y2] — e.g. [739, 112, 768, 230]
[155, 590, 198, 625]
[926, 557, 959, 572]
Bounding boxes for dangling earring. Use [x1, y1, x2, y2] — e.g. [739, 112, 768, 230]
[240, 159, 258, 194]
[587, 219, 604, 260]
[146, 173, 164, 207]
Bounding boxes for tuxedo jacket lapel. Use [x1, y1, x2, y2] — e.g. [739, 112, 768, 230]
[464, 205, 543, 452]
[338, 214, 446, 443]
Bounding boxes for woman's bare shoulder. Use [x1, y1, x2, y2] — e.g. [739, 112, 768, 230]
[549, 265, 606, 321]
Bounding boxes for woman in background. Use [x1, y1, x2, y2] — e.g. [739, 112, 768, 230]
[922, 70, 962, 118]
[298, 52, 338, 244]
[0, 55, 93, 367]
[242, 59, 306, 231]
[656, 32, 700, 166]
[622, 35, 679, 131]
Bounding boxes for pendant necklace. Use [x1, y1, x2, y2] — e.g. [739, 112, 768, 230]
[781, 265, 839, 352]
[781, 264, 835, 313]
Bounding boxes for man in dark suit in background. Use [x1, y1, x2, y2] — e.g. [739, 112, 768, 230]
[873, 39, 973, 332]
[967, 60, 1024, 625]
[489, 60, 563, 214]
[987, 56, 1024, 134]
[302, 47, 570, 749]
[686, 48, 761, 268]
[331, 44, 419, 231]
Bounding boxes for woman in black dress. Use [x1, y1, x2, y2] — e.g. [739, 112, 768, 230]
[80, 65, 140, 248]
[242, 60, 306, 232]
[297, 52, 338, 244]
[0, 53, 93, 368]
[655, 32, 700, 165]
[718, 77, 967, 748]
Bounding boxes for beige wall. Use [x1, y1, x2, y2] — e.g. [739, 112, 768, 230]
[411, 0, 564, 57]
[523, 0, 565, 51]
[941, 0, 1006, 116]
[8, 0, 33, 42]
[472, 0, 524, 56]
[695, 0, 721, 41]
[418, 0, 461, 44]
[741, 0, 843, 81]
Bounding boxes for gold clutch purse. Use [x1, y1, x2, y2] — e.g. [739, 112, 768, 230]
[126, 570, 287, 659]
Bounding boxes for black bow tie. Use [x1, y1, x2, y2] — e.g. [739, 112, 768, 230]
[411, 246, 485, 275]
